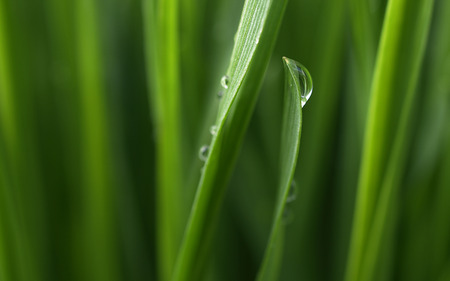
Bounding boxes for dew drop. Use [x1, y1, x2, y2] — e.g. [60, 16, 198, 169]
[286, 180, 297, 203]
[220, 75, 230, 89]
[283, 57, 313, 108]
[217, 90, 224, 98]
[210, 125, 218, 136]
[198, 145, 209, 161]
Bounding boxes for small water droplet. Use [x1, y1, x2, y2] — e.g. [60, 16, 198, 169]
[286, 180, 297, 203]
[283, 57, 313, 108]
[220, 75, 230, 89]
[217, 90, 224, 98]
[198, 145, 209, 161]
[210, 125, 218, 136]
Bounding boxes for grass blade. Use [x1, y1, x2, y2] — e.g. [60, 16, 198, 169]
[345, 0, 435, 280]
[75, 0, 119, 280]
[256, 57, 312, 281]
[172, 0, 288, 279]
[142, 1, 184, 279]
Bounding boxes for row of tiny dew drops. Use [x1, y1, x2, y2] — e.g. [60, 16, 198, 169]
[198, 75, 230, 163]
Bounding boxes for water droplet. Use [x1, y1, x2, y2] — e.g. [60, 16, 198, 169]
[283, 57, 313, 108]
[198, 145, 209, 161]
[286, 180, 297, 203]
[217, 90, 224, 98]
[210, 125, 218, 136]
[220, 75, 230, 89]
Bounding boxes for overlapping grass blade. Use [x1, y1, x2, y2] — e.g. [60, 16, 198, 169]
[345, 0, 435, 280]
[171, 0, 288, 279]
[256, 57, 308, 281]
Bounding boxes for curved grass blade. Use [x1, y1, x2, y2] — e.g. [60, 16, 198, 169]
[256, 57, 312, 281]
[171, 0, 288, 280]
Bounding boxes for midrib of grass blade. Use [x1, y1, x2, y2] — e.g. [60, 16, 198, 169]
[172, 0, 288, 280]
[143, 0, 184, 280]
[345, 0, 434, 280]
[256, 57, 304, 281]
[75, 1, 119, 280]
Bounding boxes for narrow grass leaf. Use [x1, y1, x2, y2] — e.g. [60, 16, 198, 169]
[345, 0, 435, 280]
[142, 0, 184, 280]
[75, 0, 119, 280]
[172, 0, 288, 280]
[256, 57, 312, 281]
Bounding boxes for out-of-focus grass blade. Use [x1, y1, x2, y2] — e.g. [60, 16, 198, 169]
[75, 0, 119, 280]
[345, 0, 435, 280]
[256, 57, 311, 281]
[171, 0, 288, 280]
[142, 1, 184, 279]
[399, 0, 450, 280]
[349, 0, 377, 132]
[0, 2, 40, 280]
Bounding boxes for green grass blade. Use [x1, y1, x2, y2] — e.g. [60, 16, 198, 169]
[360, 1, 434, 279]
[0, 2, 40, 280]
[171, 0, 288, 280]
[345, 0, 435, 280]
[75, 0, 119, 280]
[142, 1, 184, 279]
[349, 0, 377, 132]
[256, 57, 312, 281]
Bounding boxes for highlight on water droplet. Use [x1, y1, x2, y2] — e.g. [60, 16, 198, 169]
[282, 57, 313, 108]
[220, 75, 230, 89]
[210, 125, 218, 136]
[198, 145, 209, 161]
[286, 180, 297, 203]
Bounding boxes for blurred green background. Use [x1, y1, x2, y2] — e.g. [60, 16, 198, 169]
[1, 0, 449, 280]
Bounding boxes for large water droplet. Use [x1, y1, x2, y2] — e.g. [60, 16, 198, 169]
[283, 57, 313, 108]
[198, 145, 209, 161]
[220, 75, 230, 89]
[210, 125, 218, 136]
[286, 180, 297, 203]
